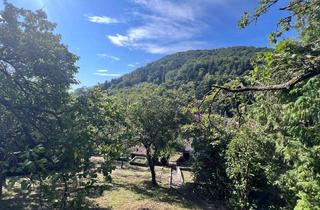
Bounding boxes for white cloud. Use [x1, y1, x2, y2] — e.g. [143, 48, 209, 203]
[107, 22, 204, 54]
[137, 41, 205, 54]
[88, 16, 119, 24]
[93, 69, 122, 77]
[108, 34, 130, 46]
[97, 54, 120, 61]
[94, 73, 122, 77]
[128, 22, 197, 41]
[96, 69, 109, 73]
[128, 64, 135, 67]
[107, 0, 209, 54]
[133, 0, 197, 22]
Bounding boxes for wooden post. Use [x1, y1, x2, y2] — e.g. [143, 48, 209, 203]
[169, 167, 173, 188]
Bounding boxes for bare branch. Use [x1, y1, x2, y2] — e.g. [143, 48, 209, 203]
[210, 69, 320, 93]
[197, 69, 320, 132]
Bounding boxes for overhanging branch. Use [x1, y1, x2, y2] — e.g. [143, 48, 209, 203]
[197, 69, 320, 131]
[211, 69, 320, 93]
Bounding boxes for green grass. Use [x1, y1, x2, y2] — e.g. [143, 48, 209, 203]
[1, 162, 207, 210]
[91, 163, 201, 210]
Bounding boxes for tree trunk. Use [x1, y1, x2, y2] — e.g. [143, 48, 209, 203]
[0, 180, 2, 198]
[0, 173, 5, 198]
[146, 147, 157, 186]
[61, 175, 69, 209]
[149, 161, 157, 185]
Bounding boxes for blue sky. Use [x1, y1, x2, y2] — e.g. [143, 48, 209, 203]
[1, 0, 289, 88]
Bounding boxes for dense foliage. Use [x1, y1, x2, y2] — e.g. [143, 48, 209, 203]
[192, 0, 320, 209]
[0, 2, 125, 208]
[121, 84, 189, 185]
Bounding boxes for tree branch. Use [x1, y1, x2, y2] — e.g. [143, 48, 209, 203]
[197, 69, 320, 132]
[279, 0, 303, 10]
[210, 69, 320, 93]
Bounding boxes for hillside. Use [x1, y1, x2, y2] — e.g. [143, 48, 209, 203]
[103, 46, 269, 99]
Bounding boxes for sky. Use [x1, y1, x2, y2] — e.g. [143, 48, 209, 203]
[0, 0, 289, 88]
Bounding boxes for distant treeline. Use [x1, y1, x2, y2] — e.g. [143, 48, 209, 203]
[103, 47, 269, 99]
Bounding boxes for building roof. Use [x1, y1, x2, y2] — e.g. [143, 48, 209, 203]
[130, 144, 147, 156]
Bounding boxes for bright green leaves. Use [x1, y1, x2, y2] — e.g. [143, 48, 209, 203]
[277, 77, 320, 208]
[240, 0, 320, 44]
[238, 11, 250, 29]
[125, 84, 188, 184]
[63, 86, 126, 187]
[200, 1, 320, 209]
[226, 131, 255, 207]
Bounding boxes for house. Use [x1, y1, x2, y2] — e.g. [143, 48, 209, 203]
[130, 143, 147, 158]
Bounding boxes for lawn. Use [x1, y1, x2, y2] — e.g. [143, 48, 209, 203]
[91, 163, 200, 210]
[1, 161, 222, 210]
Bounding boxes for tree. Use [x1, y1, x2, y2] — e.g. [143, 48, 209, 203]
[60, 87, 126, 207]
[127, 85, 186, 185]
[182, 112, 231, 201]
[0, 2, 125, 208]
[197, 0, 320, 209]
[0, 0, 77, 197]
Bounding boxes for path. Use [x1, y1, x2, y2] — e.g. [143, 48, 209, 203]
[170, 165, 226, 210]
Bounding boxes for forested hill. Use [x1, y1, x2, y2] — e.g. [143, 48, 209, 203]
[103, 46, 269, 99]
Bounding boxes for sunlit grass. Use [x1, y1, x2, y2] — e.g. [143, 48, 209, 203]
[91, 163, 200, 210]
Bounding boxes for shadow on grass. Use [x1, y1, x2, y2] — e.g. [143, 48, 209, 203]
[112, 180, 199, 209]
[121, 164, 149, 172]
[1, 184, 115, 210]
[0, 194, 113, 210]
[85, 184, 114, 199]
[0, 192, 40, 210]
[112, 173, 148, 182]
[87, 204, 112, 210]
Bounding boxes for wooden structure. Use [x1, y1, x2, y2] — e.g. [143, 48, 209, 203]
[130, 143, 147, 158]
